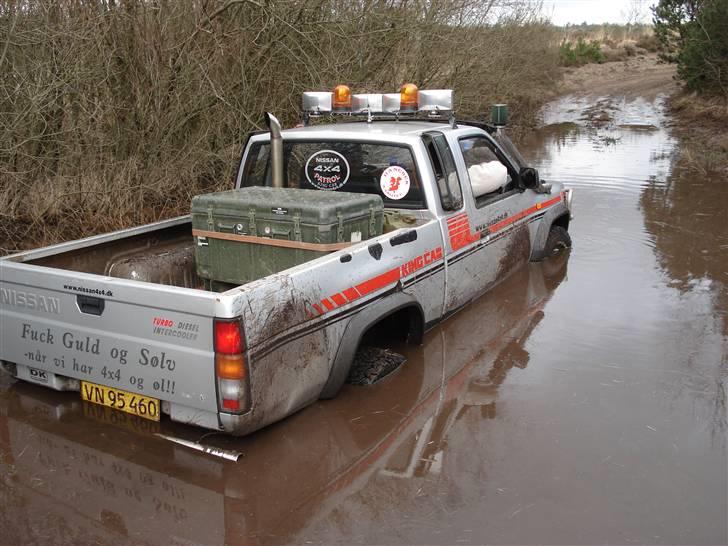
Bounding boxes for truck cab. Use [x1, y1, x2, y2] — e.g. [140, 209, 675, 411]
[235, 108, 571, 321]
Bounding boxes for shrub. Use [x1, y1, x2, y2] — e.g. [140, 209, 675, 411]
[653, 0, 728, 96]
[636, 33, 660, 52]
[601, 46, 628, 63]
[559, 38, 605, 66]
[619, 40, 638, 57]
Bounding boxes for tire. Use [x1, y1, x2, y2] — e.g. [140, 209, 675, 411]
[346, 347, 406, 386]
[543, 225, 571, 257]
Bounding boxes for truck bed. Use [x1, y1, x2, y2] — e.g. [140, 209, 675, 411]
[0, 216, 233, 428]
[0, 211, 430, 432]
[10, 217, 202, 290]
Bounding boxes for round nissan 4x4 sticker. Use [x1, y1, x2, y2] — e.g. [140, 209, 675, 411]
[380, 165, 410, 200]
[305, 150, 350, 190]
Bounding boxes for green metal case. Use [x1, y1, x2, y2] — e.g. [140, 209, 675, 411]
[191, 187, 384, 287]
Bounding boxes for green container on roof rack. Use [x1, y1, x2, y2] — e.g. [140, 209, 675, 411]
[490, 104, 509, 127]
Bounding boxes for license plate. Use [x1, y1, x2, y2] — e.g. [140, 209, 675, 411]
[81, 381, 160, 422]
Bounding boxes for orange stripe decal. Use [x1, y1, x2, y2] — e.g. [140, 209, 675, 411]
[355, 267, 401, 297]
[448, 224, 472, 236]
[343, 287, 360, 302]
[447, 217, 470, 229]
[447, 213, 480, 251]
[311, 247, 444, 317]
[489, 196, 563, 236]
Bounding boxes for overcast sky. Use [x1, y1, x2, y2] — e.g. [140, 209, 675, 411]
[541, 0, 653, 25]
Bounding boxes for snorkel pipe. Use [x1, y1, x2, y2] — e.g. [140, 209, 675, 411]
[265, 112, 284, 188]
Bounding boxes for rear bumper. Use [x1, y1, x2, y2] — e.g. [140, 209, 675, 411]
[219, 412, 256, 435]
[6, 362, 233, 432]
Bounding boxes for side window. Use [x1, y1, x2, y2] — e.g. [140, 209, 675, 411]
[423, 133, 463, 211]
[459, 136, 516, 207]
[243, 143, 271, 186]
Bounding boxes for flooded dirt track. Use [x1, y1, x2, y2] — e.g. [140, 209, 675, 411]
[1, 93, 726, 545]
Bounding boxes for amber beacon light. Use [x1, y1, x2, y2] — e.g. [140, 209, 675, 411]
[399, 83, 419, 112]
[332, 84, 352, 111]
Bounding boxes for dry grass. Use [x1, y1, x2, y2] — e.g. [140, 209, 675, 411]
[558, 24, 657, 66]
[560, 23, 653, 46]
[0, 1, 560, 255]
[668, 93, 728, 175]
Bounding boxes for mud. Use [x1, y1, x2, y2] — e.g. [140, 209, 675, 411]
[1, 93, 726, 545]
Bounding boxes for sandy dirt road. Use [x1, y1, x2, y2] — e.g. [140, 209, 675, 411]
[558, 53, 678, 99]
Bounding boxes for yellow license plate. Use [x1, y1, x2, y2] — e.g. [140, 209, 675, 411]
[81, 381, 160, 422]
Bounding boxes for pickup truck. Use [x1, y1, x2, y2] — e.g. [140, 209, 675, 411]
[0, 86, 573, 436]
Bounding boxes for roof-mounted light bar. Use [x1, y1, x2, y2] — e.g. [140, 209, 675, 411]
[302, 91, 333, 114]
[351, 93, 384, 114]
[302, 85, 454, 122]
[418, 89, 454, 112]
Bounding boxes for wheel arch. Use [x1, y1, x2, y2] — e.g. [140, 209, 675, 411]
[530, 204, 571, 262]
[319, 292, 424, 399]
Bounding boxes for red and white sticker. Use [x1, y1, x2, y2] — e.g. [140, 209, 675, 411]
[380, 166, 410, 200]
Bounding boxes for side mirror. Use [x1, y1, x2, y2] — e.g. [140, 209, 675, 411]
[519, 167, 539, 190]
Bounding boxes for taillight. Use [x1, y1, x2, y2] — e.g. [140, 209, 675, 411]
[215, 321, 243, 354]
[216, 353, 246, 379]
[214, 318, 249, 415]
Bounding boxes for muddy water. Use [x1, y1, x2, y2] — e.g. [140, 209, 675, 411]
[1, 95, 726, 545]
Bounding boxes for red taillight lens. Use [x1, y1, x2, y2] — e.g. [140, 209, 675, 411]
[214, 319, 243, 354]
[222, 398, 241, 411]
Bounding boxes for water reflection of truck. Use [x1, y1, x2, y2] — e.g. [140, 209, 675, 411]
[0, 258, 567, 544]
[0, 85, 572, 436]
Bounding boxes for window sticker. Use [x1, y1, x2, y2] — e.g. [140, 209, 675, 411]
[380, 165, 411, 200]
[305, 149, 350, 190]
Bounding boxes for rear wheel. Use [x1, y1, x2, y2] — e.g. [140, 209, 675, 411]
[347, 347, 406, 386]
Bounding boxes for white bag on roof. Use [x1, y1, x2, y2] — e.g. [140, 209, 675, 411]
[468, 161, 508, 197]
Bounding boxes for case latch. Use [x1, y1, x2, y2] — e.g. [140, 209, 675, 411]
[248, 208, 257, 236]
[207, 205, 214, 231]
[336, 210, 344, 242]
[368, 205, 377, 237]
[293, 212, 302, 241]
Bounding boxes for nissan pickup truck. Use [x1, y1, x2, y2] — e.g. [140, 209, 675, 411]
[0, 86, 573, 436]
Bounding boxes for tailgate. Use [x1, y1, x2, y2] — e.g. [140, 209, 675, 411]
[0, 261, 221, 414]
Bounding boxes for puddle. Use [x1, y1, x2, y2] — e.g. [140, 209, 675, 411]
[1, 95, 726, 545]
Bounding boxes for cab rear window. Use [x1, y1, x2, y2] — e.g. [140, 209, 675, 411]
[242, 141, 425, 209]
